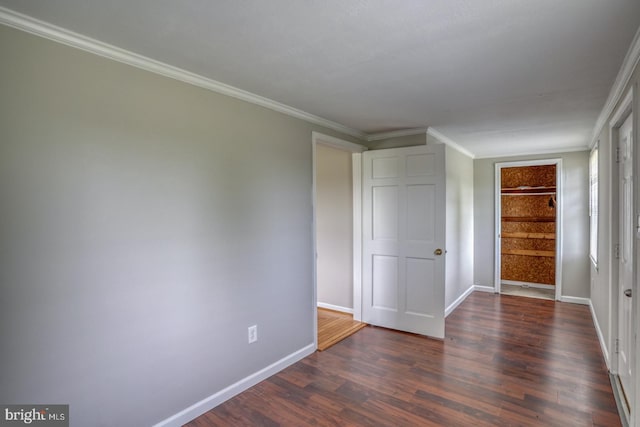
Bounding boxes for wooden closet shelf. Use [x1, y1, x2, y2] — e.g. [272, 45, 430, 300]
[501, 249, 555, 257]
[501, 186, 556, 194]
[501, 232, 555, 240]
[501, 216, 555, 222]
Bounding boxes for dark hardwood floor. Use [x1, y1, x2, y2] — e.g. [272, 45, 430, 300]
[186, 292, 619, 426]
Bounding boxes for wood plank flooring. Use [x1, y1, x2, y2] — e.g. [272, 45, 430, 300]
[317, 308, 367, 351]
[186, 292, 619, 426]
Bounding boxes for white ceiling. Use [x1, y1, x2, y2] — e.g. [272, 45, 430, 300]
[1, 0, 639, 158]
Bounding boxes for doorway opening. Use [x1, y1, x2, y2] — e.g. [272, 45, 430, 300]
[311, 132, 366, 351]
[495, 159, 563, 301]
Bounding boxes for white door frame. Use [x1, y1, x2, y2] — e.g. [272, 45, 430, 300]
[634, 84, 640, 427]
[608, 87, 636, 425]
[494, 159, 563, 300]
[311, 132, 367, 350]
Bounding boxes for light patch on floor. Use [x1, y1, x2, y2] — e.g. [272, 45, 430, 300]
[317, 308, 367, 351]
[501, 283, 555, 301]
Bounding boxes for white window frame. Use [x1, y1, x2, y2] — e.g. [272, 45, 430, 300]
[589, 143, 599, 267]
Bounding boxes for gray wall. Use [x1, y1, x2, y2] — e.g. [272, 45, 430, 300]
[316, 144, 353, 310]
[445, 146, 475, 309]
[473, 151, 590, 298]
[0, 25, 359, 426]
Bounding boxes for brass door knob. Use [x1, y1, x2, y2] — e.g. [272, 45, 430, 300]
[434, 248, 443, 256]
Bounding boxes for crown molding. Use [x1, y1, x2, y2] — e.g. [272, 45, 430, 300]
[590, 25, 640, 146]
[0, 6, 483, 159]
[474, 145, 589, 160]
[366, 128, 428, 141]
[0, 7, 367, 140]
[312, 131, 367, 153]
[426, 128, 475, 158]
[2, 6, 636, 160]
[366, 127, 477, 159]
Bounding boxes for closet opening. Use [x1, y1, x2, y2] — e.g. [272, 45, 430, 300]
[494, 160, 562, 301]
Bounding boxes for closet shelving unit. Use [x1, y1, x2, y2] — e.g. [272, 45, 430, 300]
[500, 167, 557, 286]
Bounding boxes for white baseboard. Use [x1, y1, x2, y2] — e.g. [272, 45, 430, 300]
[317, 302, 353, 314]
[473, 285, 496, 293]
[153, 343, 316, 427]
[589, 300, 610, 369]
[445, 286, 474, 317]
[559, 296, 590, 306]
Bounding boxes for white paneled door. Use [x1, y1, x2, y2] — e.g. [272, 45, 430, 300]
[362, 145, 446, 338]
[618, 113, 634, 404]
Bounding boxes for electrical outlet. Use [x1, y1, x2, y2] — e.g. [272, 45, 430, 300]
[248, 325, 258, 344]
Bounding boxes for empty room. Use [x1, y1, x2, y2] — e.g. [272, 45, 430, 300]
[1, 1, 640, 426]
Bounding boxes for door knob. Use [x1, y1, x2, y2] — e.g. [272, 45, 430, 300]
[434, 248, 443, 256]
[624, 289, 632, 298]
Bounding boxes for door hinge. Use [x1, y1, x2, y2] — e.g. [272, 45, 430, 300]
[616, 145, 621, 163]
[614, 244, 620, 259]
[615, 338, 620, 354]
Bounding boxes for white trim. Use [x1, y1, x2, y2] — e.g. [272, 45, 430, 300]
[352, 153, 363, 322]
[427, 128, 475, 159]
[311, 131, 367, 153]
[494, 165, 501, 296]
[589, 143, 600, 269]
[6, 5, 638, 167]
[317, 302, 353, 314]
[473, 285, 497, 293]
[494, 158, 562, 168]
[0, 7, 484, 162]
[153, 343, 315, 427]
[445, 286, 474, 317]
[608, 85, 637, 427]
[556, 159, 564, 302]
[311, 140, 319, 351]
[559, 296, 590, 306]
[634, 80, 640, 427]
[365, 127, 477, 160]
[608, 86, 634, 388]
[608, 117, 622, 378]
[589, 299, 611, 369]
[366, 128, 427, 142]
[475, 146, 588, 160]
[609, 89, 634, 129]
[590, 25, 640, 149]
[494, 159, 563, 300]
[501, 280, 555, 290]
[0, 7, 366, 140]
[613, 376, 631, 426]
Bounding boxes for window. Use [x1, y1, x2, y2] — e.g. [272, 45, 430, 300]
[589, 144, 598, 265]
